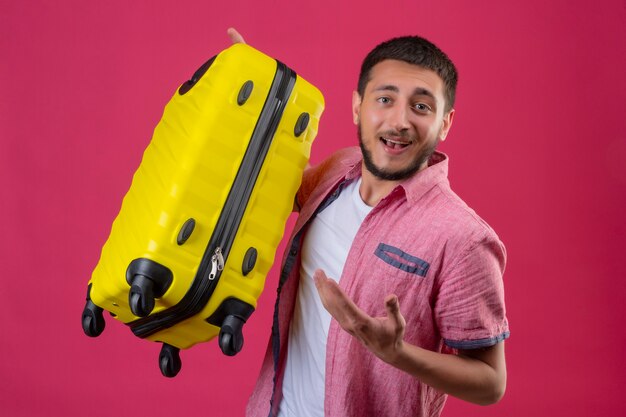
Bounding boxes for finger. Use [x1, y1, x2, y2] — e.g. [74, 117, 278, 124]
[314, 270, 368, 322]
[313, 269, 335, 309]
[313, 269, 345, 308]
[313, 269, 330, 295]
[227, 27, 246, 44]
[384, 294, 405, 329]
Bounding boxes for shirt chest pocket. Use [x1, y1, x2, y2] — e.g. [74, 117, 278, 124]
[374, 243, 430, 278]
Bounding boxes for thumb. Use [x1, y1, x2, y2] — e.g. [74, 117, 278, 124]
[385, 294, 405, 328]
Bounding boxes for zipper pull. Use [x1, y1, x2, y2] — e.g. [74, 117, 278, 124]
[209, 247, 225, 280]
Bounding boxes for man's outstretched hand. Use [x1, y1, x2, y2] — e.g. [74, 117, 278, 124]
[313, 269, 406, 365]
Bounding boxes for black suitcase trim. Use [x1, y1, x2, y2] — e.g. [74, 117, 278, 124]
[129, 59, 297, 338]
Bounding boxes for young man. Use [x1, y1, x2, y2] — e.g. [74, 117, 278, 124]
[228, 29, 509, 417]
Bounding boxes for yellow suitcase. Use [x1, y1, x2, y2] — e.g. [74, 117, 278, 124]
[81, 43, 324, 377]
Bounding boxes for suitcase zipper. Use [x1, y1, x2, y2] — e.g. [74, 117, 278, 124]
[208, 247, 225, 280]
[130, 60, 297, 338]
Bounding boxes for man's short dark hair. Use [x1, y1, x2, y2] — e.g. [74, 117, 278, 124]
[357, 36, 458, 113]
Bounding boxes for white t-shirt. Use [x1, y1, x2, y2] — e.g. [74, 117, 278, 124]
[278, 178, 372, 417]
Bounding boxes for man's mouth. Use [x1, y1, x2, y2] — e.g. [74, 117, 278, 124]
[380, 136, 412, 150]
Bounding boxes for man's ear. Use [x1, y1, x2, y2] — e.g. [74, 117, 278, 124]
[439, 109, 455, 142]
[352, 91, 362, 125]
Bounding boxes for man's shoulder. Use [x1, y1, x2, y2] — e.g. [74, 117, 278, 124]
[303, 147, 361, 186]
[428, 183, 502, 244]
[320, 146, 362, 168]
[298, 147, 361, 211]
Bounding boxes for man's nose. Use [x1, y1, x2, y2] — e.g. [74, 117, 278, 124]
[388, 104, 411, 132]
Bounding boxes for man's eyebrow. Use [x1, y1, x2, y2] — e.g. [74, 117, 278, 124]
[373, 84, 400, 93]
[412, 87, 436, 100]
[373, 85, 436, 100]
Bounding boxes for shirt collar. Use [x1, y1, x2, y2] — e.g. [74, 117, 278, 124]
[338, 149, 450, 206]
[400, 151, 450, 205]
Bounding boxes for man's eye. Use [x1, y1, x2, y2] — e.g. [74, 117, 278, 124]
[377, 97, 390, 104]
[414, 103, 431, 112]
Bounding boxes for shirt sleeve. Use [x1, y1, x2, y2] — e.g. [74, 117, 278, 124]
[296, 147, 360, 210]
[434, 234, 510, 350]
[296, 164, 321, 211]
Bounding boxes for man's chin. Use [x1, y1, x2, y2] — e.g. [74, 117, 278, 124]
[363, 158, 423, 182]
[358, 126, 436, 182]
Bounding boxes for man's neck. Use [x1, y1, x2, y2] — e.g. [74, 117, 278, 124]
[358, 161, 427, 207]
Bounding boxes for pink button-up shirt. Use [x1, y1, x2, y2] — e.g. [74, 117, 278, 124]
[247, 147, 509, 417]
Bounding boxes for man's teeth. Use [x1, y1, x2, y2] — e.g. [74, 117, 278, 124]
[381, 137, 410, 148]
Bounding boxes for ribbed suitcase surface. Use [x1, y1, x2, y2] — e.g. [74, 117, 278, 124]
[81, 43, 324, 377]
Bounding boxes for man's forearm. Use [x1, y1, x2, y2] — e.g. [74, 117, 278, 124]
[388, 341, 506, 405]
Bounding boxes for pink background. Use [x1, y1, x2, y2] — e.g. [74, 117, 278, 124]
[2, 1, 625, 416]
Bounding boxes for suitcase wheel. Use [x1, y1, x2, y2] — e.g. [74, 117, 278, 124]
[218, 315, 245, 356]
[126, 259, 173, 317]
[159, 343, 182, 378]
[129, 274, 156, 317]
[82, 299, 105, 337]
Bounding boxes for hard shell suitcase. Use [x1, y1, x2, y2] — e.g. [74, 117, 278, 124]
[81, 43, 324, 377]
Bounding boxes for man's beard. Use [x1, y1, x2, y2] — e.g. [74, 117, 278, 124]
[358, 124, 439, 181]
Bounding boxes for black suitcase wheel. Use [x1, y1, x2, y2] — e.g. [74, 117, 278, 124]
[219, 315, 245, 356]
[129, 274, 155, 317]
[82, 300, 105, 337]
[159, 343, 182, 378]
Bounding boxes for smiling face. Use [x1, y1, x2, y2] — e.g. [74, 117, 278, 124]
[353, 59, 455, 182]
